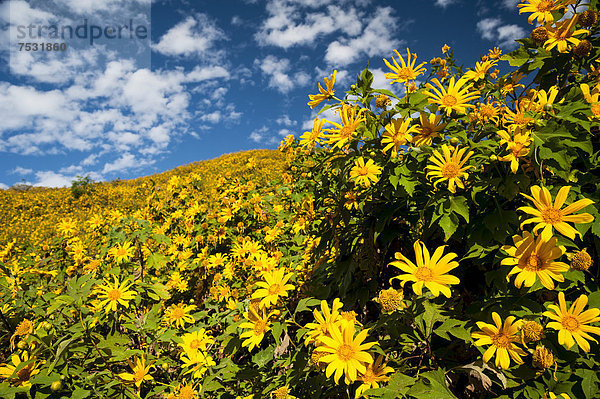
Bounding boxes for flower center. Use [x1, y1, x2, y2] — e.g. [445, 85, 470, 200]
[591, 103, 600, 116]
[541, 208, 562, 224]
[415, 266, 434, 281]
[441, 94, 458, 107]
[16, 366, 32, 382]
[537, 0, 554, 12]
[337, 344, 355, 360]
[561, 315, 579, 331]
[492, 333, 511, 348]
[441, 162, 460, 178]
[178, 386, 196, 399]
[189, 339, 202, 350]
[171, 307, 185, 319]
[361, 367, 376, 383]
[116, 248, 127, 256]
[133, 368, 146, 382]
[339, 125, 355, 140]
[397, 67, 412, 80]
[358, 166, 370, 176]
[254, 320, 267, 335]
[525, 254, 543, 271]
[480, 105, 495, 117]
[108, 289, 122, 301]
[268, 283, 281, 295]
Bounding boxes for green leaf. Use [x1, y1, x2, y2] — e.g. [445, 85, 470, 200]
[438, 213, 459, 241]
[578, 369, 599, 399]
[407, 370, 457, 398]
[252, 346, 274, 368]
[71, 388, 91, 399]
[434, 318, 471, 342]
[449, 196, 469, 223]
[294, 297, 321, 314]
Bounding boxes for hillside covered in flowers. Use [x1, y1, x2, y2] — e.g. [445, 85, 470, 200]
[1, 1, 600, 399]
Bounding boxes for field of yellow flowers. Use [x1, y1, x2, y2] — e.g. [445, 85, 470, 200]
[2, 1, 600, 398]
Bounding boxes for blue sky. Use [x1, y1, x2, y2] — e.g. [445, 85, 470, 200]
[0, 0, 528, 188]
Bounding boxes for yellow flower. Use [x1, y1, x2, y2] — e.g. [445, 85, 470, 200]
[0, 352, 41, 387]
[252, 268, 295, 308]
[389, 240, 460, 298]
[163, 303, 196, 328]
[118, 356, 154, 389]
[501, 231, 569, 290]
[308, 70, 336, 109]
[239, 306, 274, 351]
[181, 350, 216, 379]
[10, 318, 33, 349]
[544, 15, 589, 53]
[532, 345, 554, 369]
[300, 118, 326, 148]
[376, 288, 405, 314]
[179, 329, 214, 356]
[305, 298, 343, 345]
[532, 86, 562, 113]
[57, 218, 77, 236]
[424, 77, 480, 115]
[474, 98, 502, 126]
[349, 158, 382, 188]
[580, 83, 600, 120]
[95, 275, 136, 313]
[546, 393, 571, 399]
[518, 185, 595, 241]
[518, 0, 572, 25]
[325, 104, 366, 149]
[471, 312, 526, 369]
[383, 48, 427, 84]
[381, 118, 418, 156]
[107, 241, 136, 264]
[442, 44, 450, 54]
[355, 355, 394, 397]
[543, 292, 600, 352]
[413, 112, 447, 146]
[497, 127, 531, 173]
[463, 60, 496, 82]
[168, 380, 200, 399]
[317, 324, 375, 384]
[426, 144, 474, 193]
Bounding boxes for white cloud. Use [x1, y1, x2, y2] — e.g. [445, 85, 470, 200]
[255, 55, 310, 93]
[33, 171, 75, 188]
[11, 166, 34, 175]
[102, 152, 152, 174]
[0, 183, 7, 190]
[501, 0, 520, 9]
[255, 1, 362, 49]
[477, 18, 525, 49]
[434, 0, 457, 7]
[249, 126, 269, 143]
[153, 14, 226, 58]
[276, 115, 295, 126]
[324, 7, 400, 66]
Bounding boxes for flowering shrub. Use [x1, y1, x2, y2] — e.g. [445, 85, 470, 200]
[1, 1, 600, 398]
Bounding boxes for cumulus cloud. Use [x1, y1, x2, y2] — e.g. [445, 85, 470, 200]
[11, 166, 34, 175]
[255, 1, 362, 49]
[0, 183, 7, 190]
[255, 55, 310, 93]
[153, 14, 226, 58]
[477, 17, 525, 48]
[434, 0, 457, 7]
[501, 0, 520, 9]
[324, 7, 400, 66]
[249, 126, 269, 143]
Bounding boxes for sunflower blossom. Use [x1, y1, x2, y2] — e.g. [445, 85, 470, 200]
[471, 312, 526, 369]
[94, 275, 136, 313]
[389, 240, 460, 298]
[518, 0, 573, 25]
[118, 356, 154, 390]
[349, 158, 382, 188]
[305, 298, 343, 345]
[501, 231, 569, 290]
[544, 15, 589, 53]
[252, 268, 295, 308]
[381, 118, 418, 156]
[325, 104, 366, 149]
[355, 355, 394, 397]
[424, 76, 480, 115]
[426, 144, 474, 193]
[413, 112, 447, 146]
[543, 292, 600, 352]
[308, 70, 336, 109]
[163, 303, 196, 328]
[497, 127, 531, 173]
[383, 48, 427, 84]
[317, 324, 376, 384]
[518, 185, 595, 241]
